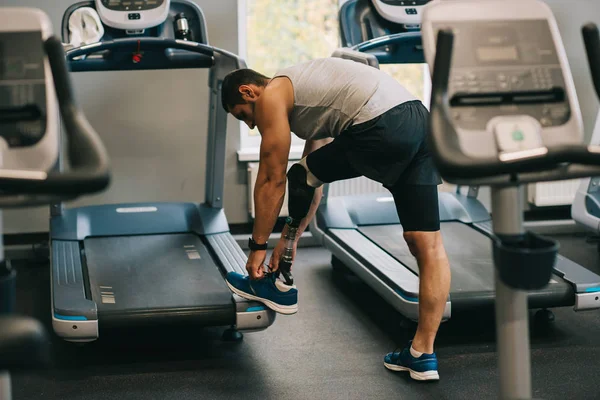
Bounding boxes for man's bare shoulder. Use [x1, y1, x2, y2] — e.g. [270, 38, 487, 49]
[259, 77, 294, 112]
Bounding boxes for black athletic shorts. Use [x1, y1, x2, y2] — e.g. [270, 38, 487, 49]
[306, 100, 442, 232]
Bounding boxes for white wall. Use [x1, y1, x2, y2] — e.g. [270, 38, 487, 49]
[0, 0, 247, 234]
[545, 0, 600, 142]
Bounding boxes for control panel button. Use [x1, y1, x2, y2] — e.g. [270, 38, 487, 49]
[128, 12, 141, 20]
[3, 57, 26, 79]
[549, 106, 568, 119]
[495, 120, 542, 153]
[405, 8, 418, 15]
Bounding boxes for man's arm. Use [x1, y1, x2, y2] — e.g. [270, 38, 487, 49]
[246, 81, 293, 279]
[251, 81, 293, 245]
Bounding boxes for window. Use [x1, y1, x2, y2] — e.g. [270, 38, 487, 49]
[238, 0, 430, 156]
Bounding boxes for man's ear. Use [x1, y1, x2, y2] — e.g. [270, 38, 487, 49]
[238, 84, 256, 101]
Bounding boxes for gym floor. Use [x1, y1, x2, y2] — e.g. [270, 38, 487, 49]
[10, 233, 600, 400]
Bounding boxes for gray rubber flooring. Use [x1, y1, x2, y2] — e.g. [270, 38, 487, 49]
[9, 233, 600, 400]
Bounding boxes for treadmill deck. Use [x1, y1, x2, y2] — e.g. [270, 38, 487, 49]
[83, 233, 235, 325]
[360, 223, 496, 293]
[337, 222, 573, 310]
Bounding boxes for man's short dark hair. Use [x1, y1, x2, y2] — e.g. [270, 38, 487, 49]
[221, 68, 270, 112]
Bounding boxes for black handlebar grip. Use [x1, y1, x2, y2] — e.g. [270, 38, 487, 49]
[44, 36, 76, 120]
[582, 23, 600, 102]
[46, 36, 109, 174]
[431, 29, 454, 100]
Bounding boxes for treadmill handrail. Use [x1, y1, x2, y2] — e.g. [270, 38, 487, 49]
[351, 31, 422, 53]
[0, 37, 110, 197]
[66, 37, 215, 61]
[428, 29, 600, 184]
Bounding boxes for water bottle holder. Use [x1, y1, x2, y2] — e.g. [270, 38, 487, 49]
[493, 231, 559, 290]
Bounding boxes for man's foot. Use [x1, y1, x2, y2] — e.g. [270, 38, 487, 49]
[225, 271, 298, 315]
[384, 341, 439, 381]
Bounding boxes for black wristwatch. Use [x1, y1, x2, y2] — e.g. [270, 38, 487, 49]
[248, 237, 268, 251]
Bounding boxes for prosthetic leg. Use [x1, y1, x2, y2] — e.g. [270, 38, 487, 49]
[277, 158, 323, 285]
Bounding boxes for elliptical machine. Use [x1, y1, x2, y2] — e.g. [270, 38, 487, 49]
[422, 0, 600, 398]
[0, 7, 111, 400]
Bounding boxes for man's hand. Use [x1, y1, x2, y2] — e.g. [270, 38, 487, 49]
[268, 235, 297, 273]
[246, 249, 268, 280]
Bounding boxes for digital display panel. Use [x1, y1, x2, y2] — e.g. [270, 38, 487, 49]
[476, 46, 519, 62]
[101, 0, 163, 11]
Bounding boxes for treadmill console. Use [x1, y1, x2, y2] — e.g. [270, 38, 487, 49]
[0, 31, 47, 148]
[96, 0, 170, 30]
[434, 20, 570, 131]
[371, 0, 431, 26]
[0, 8, 58, 172]
[421, 0, 582, 160]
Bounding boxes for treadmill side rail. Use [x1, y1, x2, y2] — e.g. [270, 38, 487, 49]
[51, 316, 99, 343]
[206, 232, 247, 274]
[51, 240, 99, 342]
[207, 232, 277, 330]
[234, 295, 277, 331]
[575, 292, 600, 311]
[51, 240, 98, 319]
[553, 254, 600, 310]
[324, 229, 452, 321]
[553, 254, 600, 292]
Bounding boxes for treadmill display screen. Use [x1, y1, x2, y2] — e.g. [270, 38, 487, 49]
[380, 0, 431, 5]
[476, 45, 519, 62]
[100, 0, 165, 11]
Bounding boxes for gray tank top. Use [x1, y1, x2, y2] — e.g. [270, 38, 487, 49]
[273, 57, 417, 140]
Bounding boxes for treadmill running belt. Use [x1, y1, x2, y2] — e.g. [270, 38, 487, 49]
[84, 233, 234, 325]
[359, 222, 496, 293]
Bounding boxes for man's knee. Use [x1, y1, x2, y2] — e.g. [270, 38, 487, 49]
[287, 158, 323, 220]
[403, 230, 443, 260]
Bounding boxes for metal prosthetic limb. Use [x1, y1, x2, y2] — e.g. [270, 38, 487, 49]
[277, 162, 319, 285]
[278, 217, 300, 285]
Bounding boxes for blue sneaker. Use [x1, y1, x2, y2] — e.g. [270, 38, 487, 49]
[225, 271, 298, 315]
[384, 342, 439, 381]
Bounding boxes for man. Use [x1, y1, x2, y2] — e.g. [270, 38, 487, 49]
[222, 57, 451, 382]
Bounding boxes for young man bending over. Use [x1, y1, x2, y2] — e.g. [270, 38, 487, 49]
[222, 57, 451, 381]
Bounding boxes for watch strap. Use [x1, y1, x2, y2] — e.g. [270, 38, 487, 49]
[248, 237, 268, 251]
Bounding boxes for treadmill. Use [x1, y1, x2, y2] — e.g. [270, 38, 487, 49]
[50, 0, 275, 343]
[310, 0, 600, 321]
